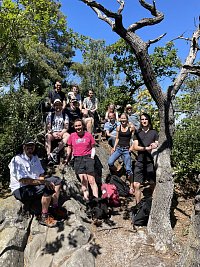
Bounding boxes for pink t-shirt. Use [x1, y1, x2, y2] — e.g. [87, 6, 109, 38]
[67, 131, 95, 156]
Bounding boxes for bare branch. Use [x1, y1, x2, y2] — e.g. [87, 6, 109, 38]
[80, 0, 123, 29]
[146, 33, 167, 47]
[117, 0, 125, 15]
[170, 33, 192, 43]
[127, 0, 164, 32]
[169, 27, 200, 99]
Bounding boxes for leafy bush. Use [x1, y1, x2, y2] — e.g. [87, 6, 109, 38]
[172, 116, 200, 190]
[0, 88, 43, 186]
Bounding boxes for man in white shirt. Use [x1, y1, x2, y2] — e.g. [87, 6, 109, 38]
[45, 98, 70, 163]
[9, 138, 66, 227]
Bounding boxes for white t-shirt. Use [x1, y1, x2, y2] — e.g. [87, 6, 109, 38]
[46, 112, 69, 132]
[9, 153, 44, 192]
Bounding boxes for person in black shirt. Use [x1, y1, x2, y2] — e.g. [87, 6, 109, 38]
[130, 113, 158, 203]
[48, 81, 66, 110]
[65, 97, 82, 133]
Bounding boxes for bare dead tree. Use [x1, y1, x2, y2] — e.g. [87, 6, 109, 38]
[81, 0, 200, 250]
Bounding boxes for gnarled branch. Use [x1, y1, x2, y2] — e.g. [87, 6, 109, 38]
[183, 65, 200, 76]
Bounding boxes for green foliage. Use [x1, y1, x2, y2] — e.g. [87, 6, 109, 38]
[110, 39, 181, 90]
[0, 88, 43, 186]
[133, 89, 159, 130]
[172, 117, 200, 184]
[172, 77, 200, 192]
[0, 0, 74, 93]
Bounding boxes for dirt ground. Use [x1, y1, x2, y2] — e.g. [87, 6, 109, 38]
[87, 191, 193, 267]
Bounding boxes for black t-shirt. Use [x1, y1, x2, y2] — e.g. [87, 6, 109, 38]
[65, 107, 82, 133]
[133, 129, 159, 162]
[48, 90, 66, 104]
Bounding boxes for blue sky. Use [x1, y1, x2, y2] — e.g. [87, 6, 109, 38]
[61, 0, 199, 88]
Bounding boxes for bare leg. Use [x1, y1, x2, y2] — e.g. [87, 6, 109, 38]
[45, 134, 54, 156]
[41, 195, 52, 214]
[57, 132, 70, 152]
[134, 182, 142, 204]
[79, 174, 89, 200]
[52, 184, 61, 206]
[87, 174, 98, 198]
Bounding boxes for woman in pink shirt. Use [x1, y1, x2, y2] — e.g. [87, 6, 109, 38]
[65, 119, 98, 200]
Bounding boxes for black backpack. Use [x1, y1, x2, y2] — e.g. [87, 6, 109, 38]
[107, 175, 130, 197]
[131, 197, 152, 226]
[86, 197, 112, 220]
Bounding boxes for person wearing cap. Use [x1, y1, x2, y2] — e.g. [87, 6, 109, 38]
[48, 81, 67, 110]
[65, 97, 82, 133]
[45, 98, 70, 163]
[67, 84, 82, 109]
[125, 104, 140, 131]
[8, 138, 65, 227]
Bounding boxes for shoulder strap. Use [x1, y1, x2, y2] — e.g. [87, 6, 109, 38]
[51, 112, 55, 128]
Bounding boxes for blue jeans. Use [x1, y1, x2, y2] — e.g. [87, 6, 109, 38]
[108, 146, 132, 175]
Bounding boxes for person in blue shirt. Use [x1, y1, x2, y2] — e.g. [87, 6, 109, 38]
[104, 112, 120, 148]
[125, 104, 140, 131]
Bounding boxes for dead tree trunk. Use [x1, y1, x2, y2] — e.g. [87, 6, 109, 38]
[81, 0, 200, 249]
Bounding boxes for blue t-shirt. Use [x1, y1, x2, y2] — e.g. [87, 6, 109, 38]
[104, 121, 121, 137]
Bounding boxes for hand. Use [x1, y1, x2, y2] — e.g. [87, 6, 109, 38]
[145, 146, 152, 151]
[151, 142, 158, 149]
[44, 180, 55, 190]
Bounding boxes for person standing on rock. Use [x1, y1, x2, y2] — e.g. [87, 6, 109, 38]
[65, 119, 99, 200]
[130, 113, 159, 204]
[9, 138, 66, 227]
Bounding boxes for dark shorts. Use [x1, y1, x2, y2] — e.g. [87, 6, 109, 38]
[134, 161, 156, 184]
[13, 176, 62, 203]
[74, 155, 95, 175]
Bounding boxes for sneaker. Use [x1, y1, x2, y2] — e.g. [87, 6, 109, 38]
[49, 206, 68, 220]
[39, 214, 57, 227]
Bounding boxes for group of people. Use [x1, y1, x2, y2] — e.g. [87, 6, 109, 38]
[8, 81, 159, 228]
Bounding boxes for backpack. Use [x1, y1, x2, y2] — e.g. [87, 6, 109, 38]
[108, 175, 130, 197]
[86, 197, 112, 220]
[131, 197, 152, 226]
[101, 183, 120, 207]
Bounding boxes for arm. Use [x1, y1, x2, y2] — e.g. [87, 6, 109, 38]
[91, 145, 96, 159]
[19, 177, 55, 190]
[65, 145, 72, 163]
[130, 139, 152, 152]
[112, 126, 120, 152]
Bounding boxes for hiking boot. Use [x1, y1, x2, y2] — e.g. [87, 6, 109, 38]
[49, 206, 68, 220]
[39, 214, 57, 227]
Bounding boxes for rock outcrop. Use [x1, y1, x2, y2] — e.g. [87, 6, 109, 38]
[0, 148, 110, 267]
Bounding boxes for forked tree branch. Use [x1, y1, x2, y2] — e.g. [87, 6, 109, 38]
[183, 65, 200, 76]
[169, 27, 200, 99]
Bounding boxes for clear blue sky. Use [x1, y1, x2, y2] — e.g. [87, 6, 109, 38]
[61, 0, 199, 88]
[61, 0, 199, 59]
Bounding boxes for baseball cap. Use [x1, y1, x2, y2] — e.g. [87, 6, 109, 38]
[53, 99, 62, 105]
[126, 104, 132, 109]
[23, 138, 36, 145]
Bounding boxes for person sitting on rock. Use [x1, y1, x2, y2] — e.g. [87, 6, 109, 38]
[8, 138, 66, 227]
[105, 103, 119, 122]
[45, 99, 70, 164]
[104, 112, 120, 148]
[48, 81, 67, 110]
[67, 84, 82, 109]
[65, 97, 82, 133]
[65, 119, 99, 201]
[125, 104, 140, 131]
[83, 89, 99, 132]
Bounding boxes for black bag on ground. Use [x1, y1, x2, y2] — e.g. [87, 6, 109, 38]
[86, 197, 112, 220]
[132, 197, 152, 226]
[107, 175, 130, 197]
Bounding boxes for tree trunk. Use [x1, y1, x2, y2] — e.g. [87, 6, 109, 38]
[147, 105, 175, 250]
